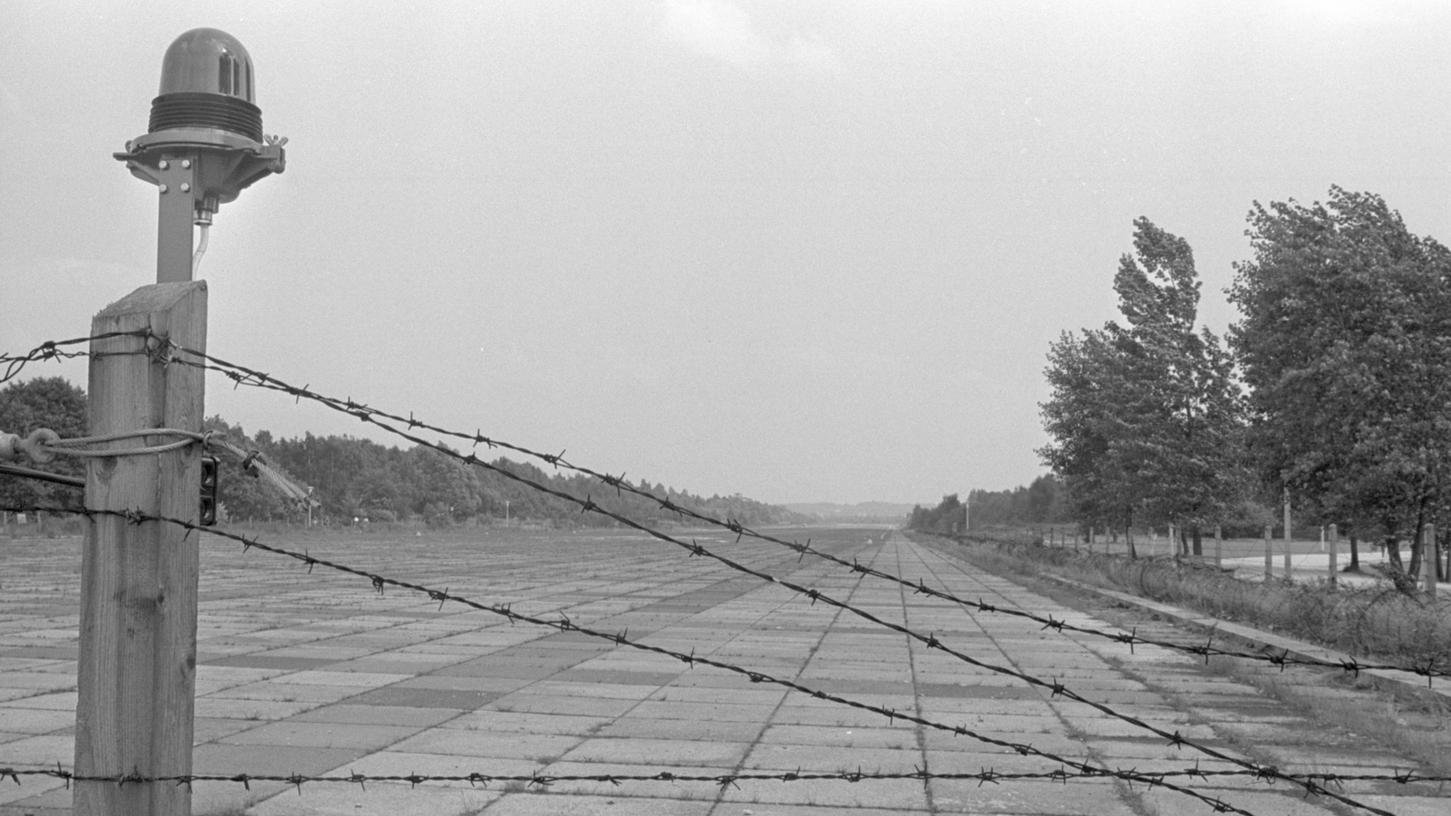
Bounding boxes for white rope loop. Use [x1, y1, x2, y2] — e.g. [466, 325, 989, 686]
[0, 427, 205, 463]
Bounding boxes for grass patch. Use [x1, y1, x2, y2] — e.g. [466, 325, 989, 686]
[1205, 654, 1451, 777]
[925, 531, 1451, 670]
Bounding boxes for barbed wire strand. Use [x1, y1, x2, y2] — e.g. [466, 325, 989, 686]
[123, 341, 1443, 805]
[5, 503, 1419, 816]
[144, 338, 1449, 687]
[0, 765, 1431, 803]
[6, 332, 1446, 686]
[0, 331, 148, 385]
[0, 331, 1433, 807]
[4, 501, 1269, 813]
[9, 333, 1423, 812]
[2, 335, 1434, 813]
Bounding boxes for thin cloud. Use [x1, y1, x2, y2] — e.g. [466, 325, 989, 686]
[659, 0, 841, 75]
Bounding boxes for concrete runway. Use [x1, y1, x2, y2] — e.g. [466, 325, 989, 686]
[1, 527, 1444, 815]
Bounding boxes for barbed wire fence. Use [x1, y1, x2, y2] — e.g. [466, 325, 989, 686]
[10, 333, 1444, 687]
[2, 503, 1441, 816]
[1, 333, 1446, 816]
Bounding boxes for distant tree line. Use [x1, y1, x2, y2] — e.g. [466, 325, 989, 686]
[0, 377, 87, 532]
[1036, 187, 1451, 576]
[0, 379, 804, 530]
[967, 475, 1073, 527]
[207, 415, 803, 528]
[906, 494, 966, 535]
[906, 477, 1072, 534]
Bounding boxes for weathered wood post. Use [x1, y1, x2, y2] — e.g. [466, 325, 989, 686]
[75, 282, 206, 816]
[1263, 525, 1273, 580]
[1282, 497, 1293, 581]
[1423, 524, 1437, 599]
[1327, 523, 1338, 586]
[1214, 525, 1222, 569]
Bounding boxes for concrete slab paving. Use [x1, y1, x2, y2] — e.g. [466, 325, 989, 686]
[486, 792, 713, 815]
[716, 774, 929, 810]
[1, 527, 1446, 815]
[0, 707, 72, 735]
[219, 720, 424, 751]
[388, 729, 582, 761]
[710, 806, 916, 816]
[244, 781, 500, 816]
[930, 778, 1134, 816]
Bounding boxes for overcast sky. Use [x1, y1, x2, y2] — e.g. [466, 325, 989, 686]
[4, 1, 1450, 505]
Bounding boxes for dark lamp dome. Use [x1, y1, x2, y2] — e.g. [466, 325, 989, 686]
[149, 28, 263, 142]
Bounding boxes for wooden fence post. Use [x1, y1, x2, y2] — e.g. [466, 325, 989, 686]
[1263, 525, 1272, 580]
[1282, 504, 1293, 581]
[1214, 525, 1222, 569]
[1424, 524, 1437, 599]
[75, 281, 206, 816]
[1327, 523, 1338, 587]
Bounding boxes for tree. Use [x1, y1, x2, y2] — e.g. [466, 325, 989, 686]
[405, 445, 482, 525]
[0, 378, 87, 530]
[907, 494, 967, 535]
[1040, 218, 1245, 554]
[1228, 187, 1451, 576]
[1039, 328, 1140, 540]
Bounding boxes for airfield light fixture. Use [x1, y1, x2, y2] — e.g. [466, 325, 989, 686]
[114, 28, 286, 282]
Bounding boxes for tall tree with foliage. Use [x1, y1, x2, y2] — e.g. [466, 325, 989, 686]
[0, 378, 87, 532]
[1228, 187, 1451, 576]
[964, 475, 1073, 528]
[1039, 328, 1141, 539]
[1041, 218, 1245, 553]
[907, 494, 967, 535]
[0, 378, 86, 498]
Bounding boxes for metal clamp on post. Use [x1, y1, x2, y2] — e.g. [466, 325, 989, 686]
[0, 428, 60, 464]
[199, 455, 220, 526]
